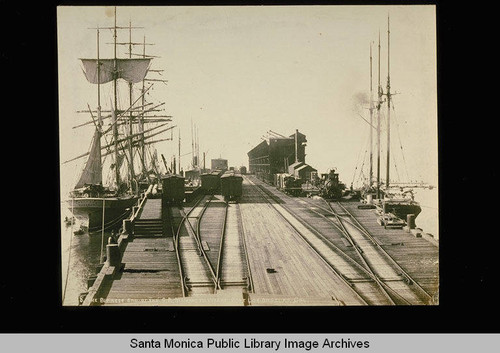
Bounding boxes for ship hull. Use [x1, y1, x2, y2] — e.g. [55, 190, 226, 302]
[67, 196, 138, 232]
[383, 201, 422, 220]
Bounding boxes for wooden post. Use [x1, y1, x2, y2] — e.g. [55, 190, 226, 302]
[407, 214, 416, 229]
[123, 219, 133, 236]
[366, 194, 373, 204]
[106, 243, 120, 267]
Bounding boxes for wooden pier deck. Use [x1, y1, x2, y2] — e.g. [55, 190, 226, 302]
[340, 202, 439, 299]
[197, 196, 226, 270]
[82, 197, 184, 306]
[81, 176, 439, 306]
[240, 178, 363, 305]
[251, 176, 439, 305]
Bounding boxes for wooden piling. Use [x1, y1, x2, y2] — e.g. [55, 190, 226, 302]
[106, 244, 121, 267]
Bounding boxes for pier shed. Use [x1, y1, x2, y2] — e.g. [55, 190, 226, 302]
[247, 130, 307, 183]
[288, 161, 304, 175]
[293, 164, 317, 182]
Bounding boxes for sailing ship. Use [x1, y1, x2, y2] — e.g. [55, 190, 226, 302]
[360, 16, 421, 221]
[64, 8, 174, 232]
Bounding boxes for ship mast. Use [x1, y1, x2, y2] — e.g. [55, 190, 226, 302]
[112, 7, 121, 189]
[110, 10, 148, 192]
[385, 15, 391, 189]
[191, 118, 195, 168]
[376, 31, 382, 199]
[128, 19, 136, 193]
[178, 129, 181, 175]
[74, 7, 172, 187]
[140, 35, 146, 174]
[96, 26, 104, 188]
[369, 43, 374, 187]
[97, 27, 102, 131]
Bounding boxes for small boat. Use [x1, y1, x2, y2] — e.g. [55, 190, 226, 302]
[382, 187, 422, 220]
[64, 216, 76, 226]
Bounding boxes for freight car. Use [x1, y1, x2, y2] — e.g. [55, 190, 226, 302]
[161, 174, 185, 206]
[200, 169, 224, 194]
[275, 173, 303, 197]
[220, 171, 243, 202]
[184, 185, 202, 202]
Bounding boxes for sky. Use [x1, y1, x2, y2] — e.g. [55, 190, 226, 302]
[57, 5, 437, 193]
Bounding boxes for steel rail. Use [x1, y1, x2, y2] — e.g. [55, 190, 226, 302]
[295, 196, 425, 304]
[293, 196, 411, 304]
[215, 203, 229, 290]
[172, 193, 206, 296]
[182, 195, 220, 290]
[250, 180, 367, 305]
[326, 201, 400, 305]
[170, 208, 187, 297]
[254, 178, 424, 305]
[334, 201, 433, 303]
[194, 195, 213, 248]
[268, 190, 403, 304]
[252, 182, 392, 305]
[302, 197, 377, 241]
[236, 203, 255, 293]
[216, 203, 253, 292]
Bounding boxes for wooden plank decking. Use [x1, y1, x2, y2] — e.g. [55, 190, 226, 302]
[240, 177, 364, 305]
[84, 176, 438, 306]
[98, 198, 184, 305]
[341, 202, 439, 299]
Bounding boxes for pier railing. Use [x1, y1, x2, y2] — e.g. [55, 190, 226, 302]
[132, 185, 153, 221]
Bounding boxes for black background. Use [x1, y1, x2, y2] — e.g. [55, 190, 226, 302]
[1, 0, 497, 333]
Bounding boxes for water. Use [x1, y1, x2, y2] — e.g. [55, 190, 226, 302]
[61, 205, 111, 306]
[412, 187, 439, 239]
[60, 160, 120, 305]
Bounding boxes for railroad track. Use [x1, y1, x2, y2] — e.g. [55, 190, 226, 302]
[172, 195, 218, 295]
[215, 202, 254, 292]
[195, 196, 254, 294]
[283, 196, 412, 305]
[249, 176, 432, 305]
[328, 201, 433, 304]
[296, 196, 433, 304]
[173, 192, 254, 297]
[247, 178, 369, 305]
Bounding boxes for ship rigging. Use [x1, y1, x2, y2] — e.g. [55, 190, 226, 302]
[63, 7, 175, 232]
[354, 15, 422, 221]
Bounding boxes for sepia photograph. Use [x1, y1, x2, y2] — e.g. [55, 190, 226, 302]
[57, 5, 439, 307]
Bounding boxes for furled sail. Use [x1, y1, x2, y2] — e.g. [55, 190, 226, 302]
[74, 129, 102, 189]
[80, 58, 151, 84]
